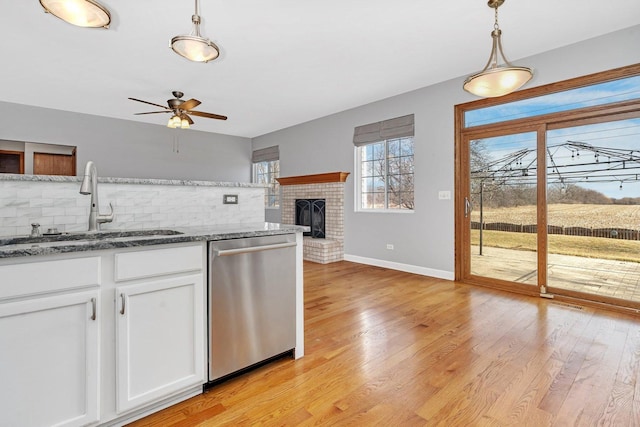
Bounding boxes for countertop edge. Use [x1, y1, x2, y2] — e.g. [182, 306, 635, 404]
[0, 224, 309, 259]
[0, 174, 266, 188]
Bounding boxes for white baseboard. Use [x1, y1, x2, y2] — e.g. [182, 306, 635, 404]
[343, 254, 455, 281]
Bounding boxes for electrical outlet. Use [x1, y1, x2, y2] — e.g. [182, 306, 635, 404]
[386, 244, 394, 250]
[223, 194, 238, 204]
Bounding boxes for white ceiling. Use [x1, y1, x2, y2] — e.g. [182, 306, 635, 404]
[2, 1, 639, 138]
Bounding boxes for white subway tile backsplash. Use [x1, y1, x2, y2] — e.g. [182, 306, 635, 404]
[3, 216, 29, 227]
[65, 224, 87, 232]
[0, 180, 265, 237]
[4, 199, 29, 209]
[16, 188, 44, 199]
[29, 199, 53, 208]
[42, 207, 66, 217]
[16, 208, 44, 218]
[0, 207, 18, 218]
[53, 216, 78, 225]
[0, 226, 17, 236]
[64, 207, 88, 216]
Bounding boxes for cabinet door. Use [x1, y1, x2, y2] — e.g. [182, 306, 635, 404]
[115, 274, 204, 413]
[0, 291, 100, 427]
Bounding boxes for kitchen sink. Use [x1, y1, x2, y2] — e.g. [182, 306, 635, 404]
[0, 229, 184, 246]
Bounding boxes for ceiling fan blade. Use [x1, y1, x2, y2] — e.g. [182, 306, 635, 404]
[189, 110, 228, 121]
[134, 111, 172, 115]
[179, 98, 201, 111]
[183, 114, 194, 125]
[128, 97, 171, 110]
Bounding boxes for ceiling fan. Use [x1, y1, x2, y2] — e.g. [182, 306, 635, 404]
[128, 91, 227, 128]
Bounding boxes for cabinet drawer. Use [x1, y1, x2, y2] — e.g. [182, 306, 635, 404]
[114, 244, 202, 282]
[0, 257, 101, 300]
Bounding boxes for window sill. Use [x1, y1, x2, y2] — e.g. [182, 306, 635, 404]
[354, 209, 414, 214]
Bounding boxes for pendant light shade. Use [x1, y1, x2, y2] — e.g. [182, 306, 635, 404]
[463, 0, 532, 97]
[39, 0, 111, 28]
[171, 0, 219, 63]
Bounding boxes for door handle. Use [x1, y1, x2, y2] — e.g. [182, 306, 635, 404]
[214, 242, 296, 257]
[90, 297, 97, 321]
[464, 197, 472, 218]
[120, 293, 126, 315]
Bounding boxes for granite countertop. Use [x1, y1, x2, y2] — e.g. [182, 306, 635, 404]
[0, 223, 308, 259]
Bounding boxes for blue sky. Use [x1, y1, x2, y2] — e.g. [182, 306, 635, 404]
[465, 75, 640, 127]
[468, 76, 640, 199]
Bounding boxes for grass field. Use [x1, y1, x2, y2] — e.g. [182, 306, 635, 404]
[469, 203, 640, 262]
[471, 230, 640, 263]
[470, 203, 640, 229]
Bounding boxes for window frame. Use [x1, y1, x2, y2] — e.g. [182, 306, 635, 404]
[354, 136, 415, 213]
[252, 159, 280, 209]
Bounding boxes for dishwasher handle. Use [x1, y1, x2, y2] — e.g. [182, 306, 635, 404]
[214, 241, 296, 257]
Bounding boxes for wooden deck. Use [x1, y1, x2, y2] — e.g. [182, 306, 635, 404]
[128, 260, 640, 426]
[472, 246, 640, 302]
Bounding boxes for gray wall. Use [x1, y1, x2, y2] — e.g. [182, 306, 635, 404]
[252, 25, 640, 278]
[0, 102, 252, 182]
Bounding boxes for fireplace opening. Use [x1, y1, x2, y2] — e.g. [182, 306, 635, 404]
[295, 199, 325, 238]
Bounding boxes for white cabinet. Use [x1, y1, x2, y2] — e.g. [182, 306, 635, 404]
[0, 258, 101, 427]
[115, 274, 204, 413]
[111, 244, 205, 415]
[0, 242, 207, 426]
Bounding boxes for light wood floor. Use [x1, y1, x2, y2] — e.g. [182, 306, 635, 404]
[128, 261, 640, 426]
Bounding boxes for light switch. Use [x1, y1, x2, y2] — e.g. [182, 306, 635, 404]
[438, 191, 451, 200]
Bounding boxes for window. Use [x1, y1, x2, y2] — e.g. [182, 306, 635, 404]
[353, 114, 415, 211]
[252, 146, 280, 208]
[464, 74, 640, 128]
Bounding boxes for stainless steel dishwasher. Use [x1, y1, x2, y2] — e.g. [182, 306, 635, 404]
[207, 234, 297, 382]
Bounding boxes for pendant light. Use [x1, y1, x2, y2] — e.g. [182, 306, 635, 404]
[463, 0, 533, 98]
[39, 0, 111, 28]
[171, 0, 220, 63]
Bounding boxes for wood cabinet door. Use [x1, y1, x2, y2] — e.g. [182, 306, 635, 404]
[0, 150, 24, 173]
[0, 291, 100, 427]
[115, 274, 204, 413]
[33, 152, 76, 176]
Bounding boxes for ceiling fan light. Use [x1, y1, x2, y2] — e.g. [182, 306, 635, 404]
[39, 0, 111, 28]
[171, 35, 219, 63]
[167, 116, 178, 128]
[181, 118, 190, 129]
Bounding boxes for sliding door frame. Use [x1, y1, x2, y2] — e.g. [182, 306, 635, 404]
[455, 64, 640, 310]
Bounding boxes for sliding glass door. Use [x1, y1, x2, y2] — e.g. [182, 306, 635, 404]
[467, 131, 539, 288]
[456, 65, 640, 309]
[546, 117, 640, 303]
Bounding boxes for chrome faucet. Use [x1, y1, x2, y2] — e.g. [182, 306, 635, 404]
[79, 161, 114, 231]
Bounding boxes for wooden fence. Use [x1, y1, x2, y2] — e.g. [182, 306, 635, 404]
[471, 222, 640, 240]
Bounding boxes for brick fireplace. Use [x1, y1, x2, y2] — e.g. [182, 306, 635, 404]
[277, 172, 349, 264]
